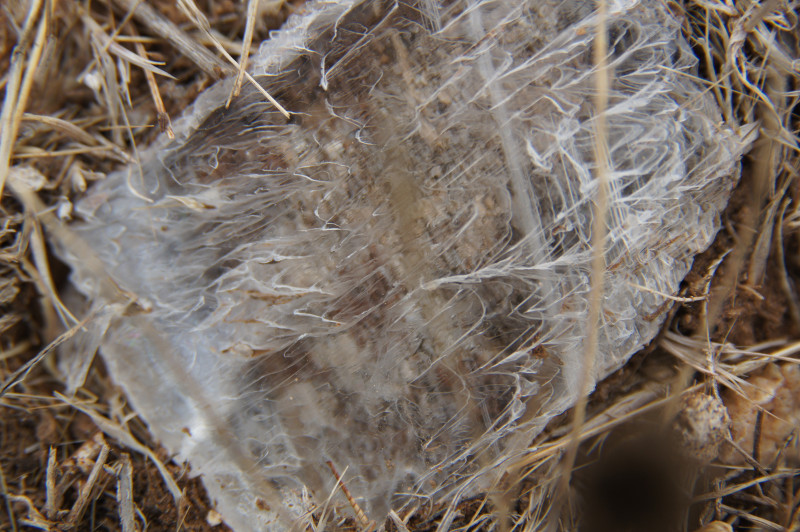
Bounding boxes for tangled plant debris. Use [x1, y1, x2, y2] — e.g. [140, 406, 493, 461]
[0, 0, 799, 531]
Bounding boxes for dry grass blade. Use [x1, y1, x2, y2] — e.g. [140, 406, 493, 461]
[516, 388, 677, 472]
[134, 40, 174, 139]
[694, 471, 796, 502]
[661, 334, 748, 394]
[0, 312, 93, 398]
[13, 145, 120, 160]
[227, 0, 259, 106]
[83, 23, 126, 146]
[177, 0, 290, 117]
[81, 14, 175, 80]
[0, 0, 46, 197]
[20, 113, 128, 162]
[627, 281, 708, 303]
[310, 465, 346, 532]
[26, 204, 78, 326]
[553, 0, 611, 526]
[112, 0, 231, 78]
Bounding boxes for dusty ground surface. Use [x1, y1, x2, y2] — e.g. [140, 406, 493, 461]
[1, 1, 798, 531]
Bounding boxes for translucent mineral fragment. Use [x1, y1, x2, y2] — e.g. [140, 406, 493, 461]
[60, 0, 749, 529]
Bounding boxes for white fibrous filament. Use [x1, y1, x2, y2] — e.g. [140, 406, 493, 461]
[60, 0, 750, 529]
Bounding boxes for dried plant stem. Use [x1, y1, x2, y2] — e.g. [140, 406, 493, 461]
[553, 0, 610, 524]
[701, 2, 790, 341]
[387, 510, 411, 532]
[56, 393, 184, 505]
[0, 341, 32, 362]
[774, 198, 800, 329]
[28, 211, 79, 326]
[112, 0, 231, 78]
[177, 0, 289, 117]
[44, 447, 57, 520]
[65, 441, 110, 526]
[0, 459, 18, 532]
[327, 460, 372, 530]
[0, 312, 91, 398]
[227, 0, 259, 106]
[20, 113, 126, 159]
[210, 44, 290, 118]
[627, 281, 708, 303]
[134, 41, 174, 139]
[0, 0, 46, 197]
[116, 454, 137, 532]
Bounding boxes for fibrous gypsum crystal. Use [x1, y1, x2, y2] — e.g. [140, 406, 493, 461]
[61, 0, 750, 529]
